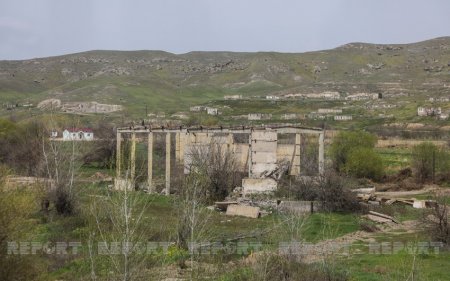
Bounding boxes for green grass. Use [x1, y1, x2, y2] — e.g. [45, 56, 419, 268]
[376, 147, 411, 173]
[342, 251, 450, 281]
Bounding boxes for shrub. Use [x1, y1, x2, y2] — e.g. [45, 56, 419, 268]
[316, 174, 361, 213]
[277, 173, 361, 213]
[411, 142, 450, 183]
[425, 197, 450, 245]
[330, 131, 377, 173]
[186, 141, 241, 203]
[344, 147, 384, 180]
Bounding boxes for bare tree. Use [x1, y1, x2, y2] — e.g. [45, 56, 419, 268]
[88, 174, 153, 281]
[41, 130, 82, 215]
[425, 195, 449, 245]
[186, 140, 241, 203]
[82, 121, 116, 169]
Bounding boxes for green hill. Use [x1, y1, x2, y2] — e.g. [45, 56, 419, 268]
[0, 37, 449, 119]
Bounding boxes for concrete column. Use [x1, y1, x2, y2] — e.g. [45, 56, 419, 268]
[318, 132, 325, 175]
[165, 132, 171, 195]
[130, 132, 136, 180]
[175, 132, 181, 163]
[227, 133, 234, 151]
[116, 131, 121, 178]
[179, 133, 185, 166]
[248, 133, 252, 178]
[184, 133, 192, 174]
[292, 133, 301, 175]
[147, 132, 154, 193]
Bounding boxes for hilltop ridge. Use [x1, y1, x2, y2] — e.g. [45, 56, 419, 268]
[0, 37, 449, 115]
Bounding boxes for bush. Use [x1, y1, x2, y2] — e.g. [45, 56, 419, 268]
[425, 197, 450, 245]
[330, 131, 377, 173]
[344, 147, 384, 181]
[411, 142, 450, 183]
[186, 142, 241, 203]
[0, 119, 47, 176]
[330, 131, 385, 181]
[316, 174, 361, 213]
[248, 253, 349, 281]
[278, 173, 361, 213]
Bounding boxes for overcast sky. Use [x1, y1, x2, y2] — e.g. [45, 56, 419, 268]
[1, 0, 449, 60]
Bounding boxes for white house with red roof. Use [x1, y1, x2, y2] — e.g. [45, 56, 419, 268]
[62, 128, 94, 141]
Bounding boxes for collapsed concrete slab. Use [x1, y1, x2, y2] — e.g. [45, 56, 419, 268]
[226, 205, 260, 218]
[242, 178, 277, 194]
[214, 201, 238, 211]
[413, 200, 437, 209]
[278, 201, 321, 215]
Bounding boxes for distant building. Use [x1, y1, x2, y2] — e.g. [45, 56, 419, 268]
[248, 113, 272, 120]
[429, 97, 450, 102]
[171, 112, 189, 120]
[284, 91, 341, 100]
[189, 106, 204, 112]
[318, 108, 343, 114]
[265, 95, 280, 100]
[334, 115, 353, 121]
[307, 113, 326, 120]
[417, 107, 441, 117]
[281, 113, 299, 120]
[62, 128, 94, 141]
[439, 113, 449, 120]
[345, 93, 379, 101]
[205, 107, 219, 115]
[50, 131, 58, 138]
[224, 95, 243, 100]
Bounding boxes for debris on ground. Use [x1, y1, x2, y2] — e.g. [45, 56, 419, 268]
[214, 201, 238, 211]
[367, 211, 399, 224]
[226, 205, 260, 218]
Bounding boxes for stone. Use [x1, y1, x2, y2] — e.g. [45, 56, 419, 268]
[214, 201, 238, 211]
[366, 214, 391, 223]
[278, 201, 320, 215]
[413, 200, 426, 209]
[226, 205, 260, 218]
[242, 178, 277, 194]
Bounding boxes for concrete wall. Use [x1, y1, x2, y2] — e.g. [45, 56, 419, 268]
[182, 134, 308, 175]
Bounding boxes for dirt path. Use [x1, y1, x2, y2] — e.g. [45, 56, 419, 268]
[374, 185, 439, 198]
[301, 219, 421, 263]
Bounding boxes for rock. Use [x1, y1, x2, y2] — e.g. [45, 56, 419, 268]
[278, 201, 320, 215]
[242, 178, 277, 194]
[214, 201, 238, 211]
[226, 205, 260, 218]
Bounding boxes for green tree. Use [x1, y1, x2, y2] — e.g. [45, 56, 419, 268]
[344, 147, 384, 180]
[411, 142, 450, 182]
[330, 131, 377, 172]
[0, 166, 45, 280]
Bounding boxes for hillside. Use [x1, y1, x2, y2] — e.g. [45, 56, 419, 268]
[0, 37, 449, 118]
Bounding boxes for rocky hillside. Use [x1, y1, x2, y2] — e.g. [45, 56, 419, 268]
[0, 37, 449, 114]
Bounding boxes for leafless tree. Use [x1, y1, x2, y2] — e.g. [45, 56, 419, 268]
[41, 129, 83, 215]
[88, 173, 153, 281]
[424, 195, 449, 245]
[185, 140, 241, 203]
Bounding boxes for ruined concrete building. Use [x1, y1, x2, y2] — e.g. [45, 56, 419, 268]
[115, 126, 325, 194]
[417, 107, 442, 117]
[333, 115, 353, 121]
[224, 95, 243, 100]
[248, 113, 272, 120]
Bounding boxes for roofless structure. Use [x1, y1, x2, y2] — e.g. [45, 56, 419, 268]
[115, 125, 325, 194]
